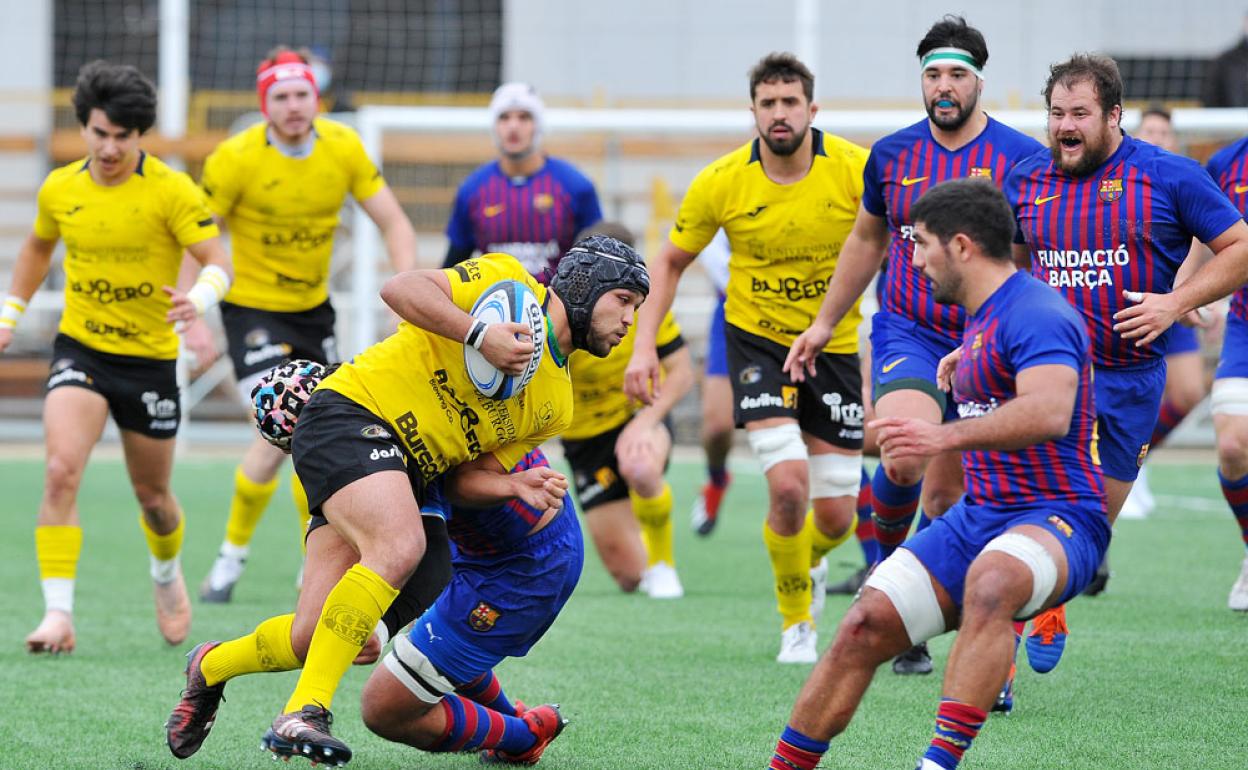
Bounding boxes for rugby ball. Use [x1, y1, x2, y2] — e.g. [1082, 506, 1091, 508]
[464, 280, 545, 400]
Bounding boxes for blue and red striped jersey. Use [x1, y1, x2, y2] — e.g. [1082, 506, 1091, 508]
[1205, 135, 1248, 323]
[954, 271, 1104, 510]
[446, 156, 602, 283]
[1007, 133, 1243, 368]
[863, 117, 1043, 341]
[436, 447, 573, 556]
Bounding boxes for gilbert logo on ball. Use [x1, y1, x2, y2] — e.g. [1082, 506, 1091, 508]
[464, 280, 545, 399]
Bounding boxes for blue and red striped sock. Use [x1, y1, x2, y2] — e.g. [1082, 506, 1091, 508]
[1150, 398, 1190, 449]
[1219, 469, 1248, 548]
[856, 467, 879, 565]
[871, 465, 922, 562]
[769, 724, 828, 770]
[923, 698, 987, 768]
[431, 694, 535, 754]
[456, 670, 517, 716]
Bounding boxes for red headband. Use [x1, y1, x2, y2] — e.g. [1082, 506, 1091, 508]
[256, 53, 319, 115]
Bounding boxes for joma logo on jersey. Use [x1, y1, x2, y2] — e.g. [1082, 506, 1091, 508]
[1099, 178, 1123, 202]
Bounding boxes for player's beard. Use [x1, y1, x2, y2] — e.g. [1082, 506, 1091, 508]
[929, 265, 963, 305]
[1050, 120, 1115, 177]
[926, 88, 979, 132]
[760, 122, 808, 156]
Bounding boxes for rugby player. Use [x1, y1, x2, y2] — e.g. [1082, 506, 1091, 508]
[626, 52, 865, 663]
[1195, 134, 1248, 611]
[359, 448, 580, 764]
[562, 223, 694, 598]
[196, 46, 417, 603]
[443, 82, 602, 280]
[1006, 53, 1248, 671]
[770, 178, 1109, 770]
[783, 16, 1044, 675]
[0, 61, 231, 653]
[165, 236, 648, 765]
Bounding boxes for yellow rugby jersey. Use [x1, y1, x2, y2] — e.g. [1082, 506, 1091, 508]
[322, 253, 573, 480]
[201, 118, 386, 312]
[670, 128, 868, 352]
[33, 153, 219, 359]
[564, 311, 684, 441]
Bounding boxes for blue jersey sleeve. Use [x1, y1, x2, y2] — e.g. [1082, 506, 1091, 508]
[1004, 288, 1087, 373]
[446, 179, 476, 251]
[861, 146, 887, 218]
[1004, 165, 1028, 245]
[1165, 155, 1245, 244]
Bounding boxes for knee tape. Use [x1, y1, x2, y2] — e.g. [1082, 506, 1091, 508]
[863, 548, 945, 645]
[809, 452, 862, 499]
[747, 423, 807, 473]
[981, 533, 1059, 619]
[1212, 378, 1248, 416]
[383, 633, 457, 705]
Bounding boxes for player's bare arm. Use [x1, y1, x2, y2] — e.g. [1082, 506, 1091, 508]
[784, 205, 888, 381]
[172, 253, 220, 365]
[623, 239, 695, 404]
[1114, 219, 1248, 345]
[165, 237, 231, 324]
[874, 363, 1077, 457]
[380, 269, 535, 375]
[445, 452, 568, 512]
[0, 232, 57, 354]
[617, 345, 694, 464]
[358, 185, 418, 273]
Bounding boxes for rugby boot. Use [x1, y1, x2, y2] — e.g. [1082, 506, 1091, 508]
[165, 641, 225, 758]
[262, 704, 352, 766]
[892, 642, 933, 675]
[1026, 604, 1069, 673]
[480, 704, 567, 765]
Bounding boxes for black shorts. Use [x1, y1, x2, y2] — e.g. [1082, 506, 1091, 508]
[220, 300, 338, 383]
[291, 389, 426, 517]
[561, 416, 671, 511]
[724, 323, 864, 450]
[46, 333, 180, 439]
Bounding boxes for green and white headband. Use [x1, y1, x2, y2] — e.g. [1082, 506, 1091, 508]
[920, 47, 984, 80]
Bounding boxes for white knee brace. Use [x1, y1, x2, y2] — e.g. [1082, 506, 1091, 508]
[808, 452, 862, 499]
[981, 533, 1058, 619]
[863, 549, 945, 645]
[747, 423, 807, 473]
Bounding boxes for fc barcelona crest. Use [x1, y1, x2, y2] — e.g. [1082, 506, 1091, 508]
[1099, 178, 1123, 202]
[468, 601, 502, 632]
[968, 167, 992, 178]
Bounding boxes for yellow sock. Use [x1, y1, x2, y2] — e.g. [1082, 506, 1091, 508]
[631, 484, 674, 567]
[806, 509, 856, 569]
[284, 564, 397, 713]
[225, 466, 279, 547]
[762, 521, 812, 629]
[290, 473, 311, 553]
[139, 513, 184, 561]
[36, 525, 82, 613]
[201, 613, 300, 686]
[35, 525, 82, 579]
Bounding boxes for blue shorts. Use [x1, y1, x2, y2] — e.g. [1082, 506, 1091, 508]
[869, 309, 960, 421]
[406, 509, 583, 684]
[905, 497, 1111, 610]
[1216, 315, 1248, 380]
[1094, 361, 1166, 481]
[705, 292, 728, 377]
[1164, 323, 1201, 356]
